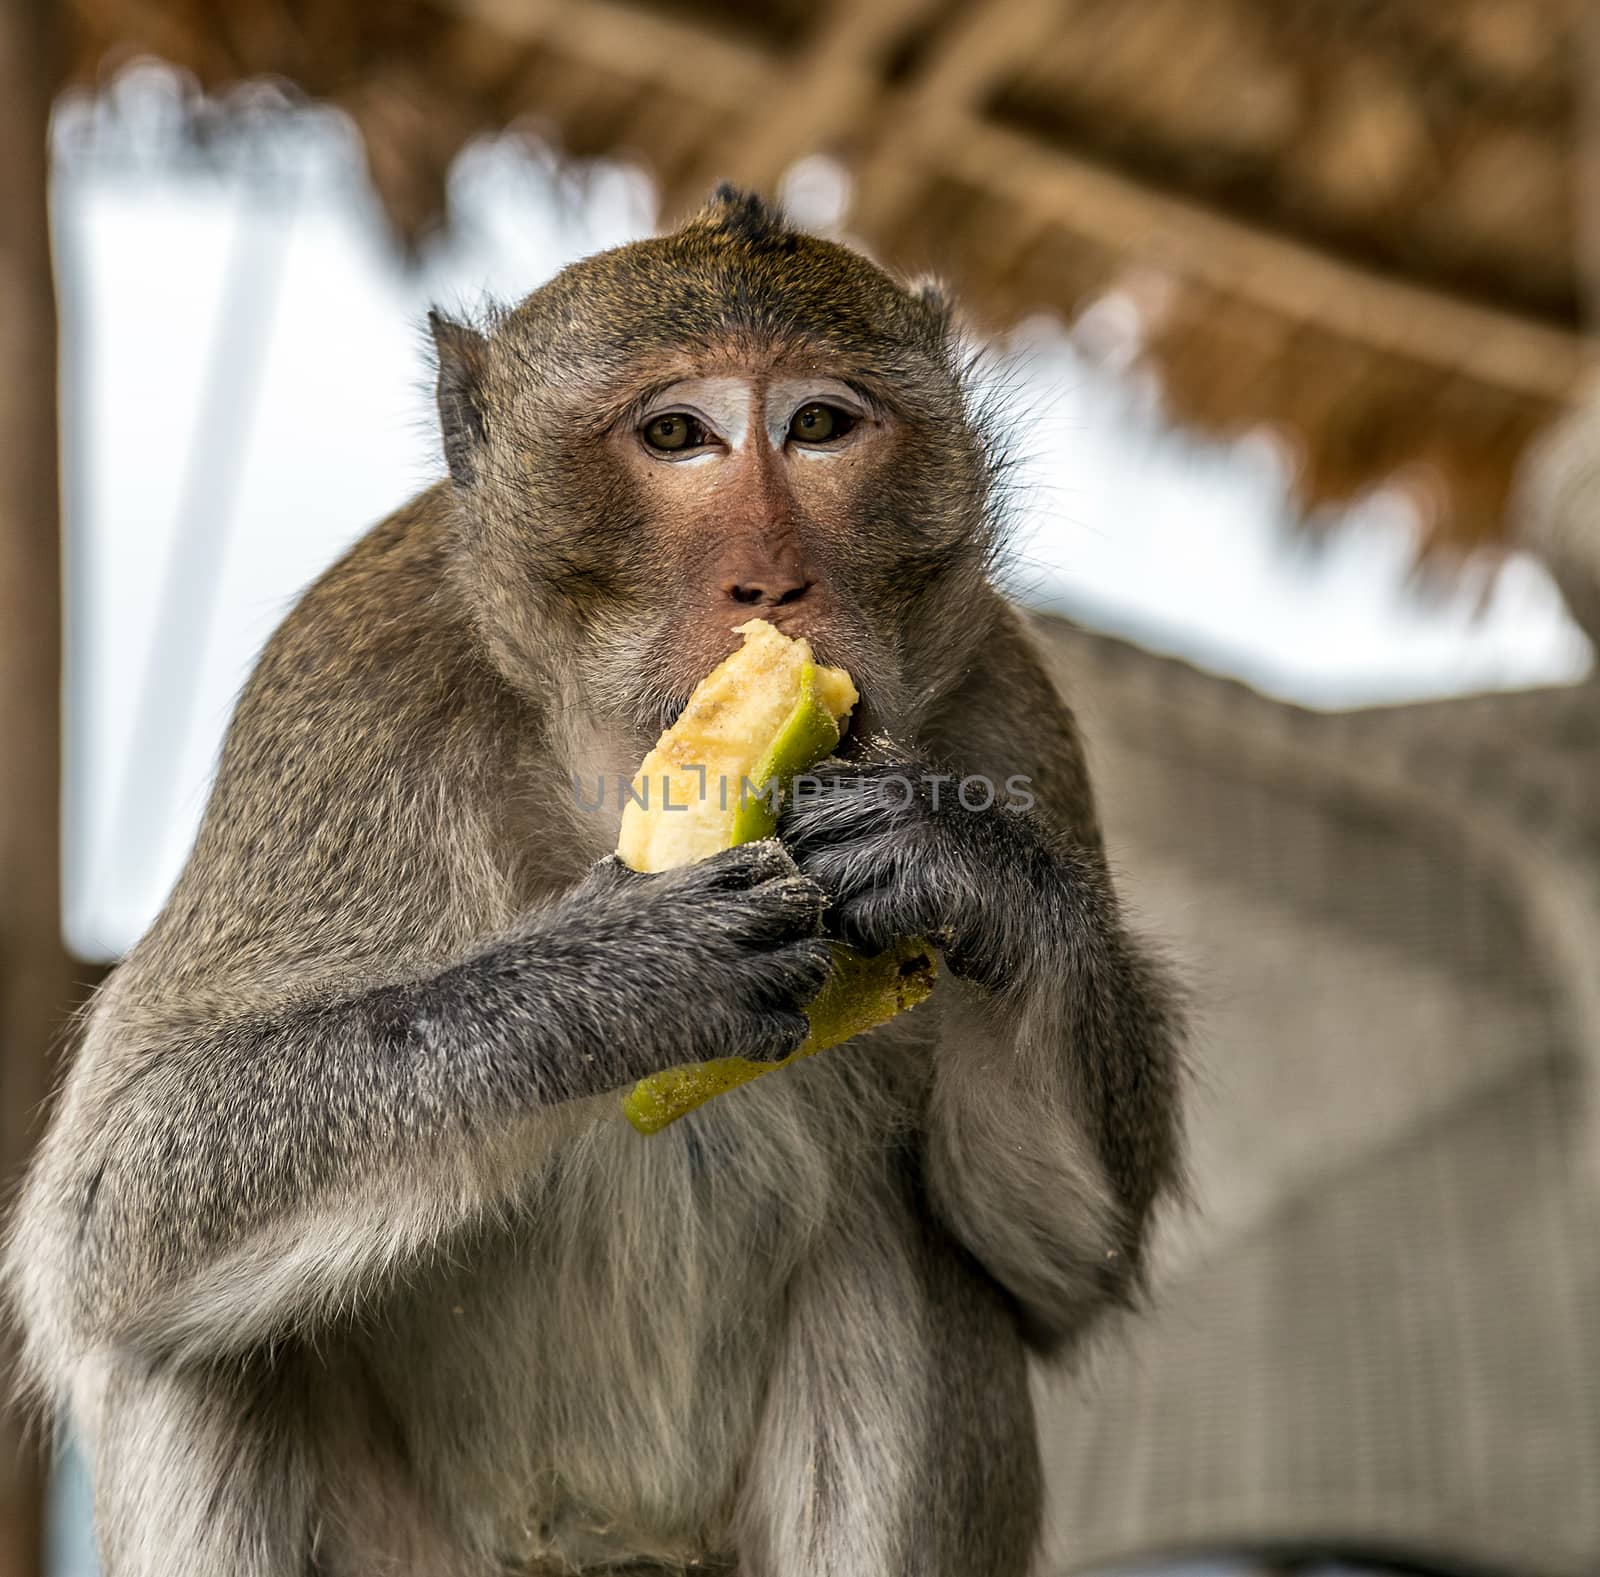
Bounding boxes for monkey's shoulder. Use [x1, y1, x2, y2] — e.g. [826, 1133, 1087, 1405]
[252, 484, 470, 689]
[132, 485, 539, 991]
[217, 484, 536, 784]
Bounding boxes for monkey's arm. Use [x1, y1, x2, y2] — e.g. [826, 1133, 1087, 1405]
[780, 605, 1185, 1355]
[5, 543, 827, 1381]
[7, 840, 823, 1380]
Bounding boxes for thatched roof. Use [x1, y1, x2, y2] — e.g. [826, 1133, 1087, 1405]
[64, 0, 1598, 550]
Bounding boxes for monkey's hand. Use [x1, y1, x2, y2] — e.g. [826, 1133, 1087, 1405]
[785, 755, 1185, 1356]
[779, 757, 1063, 996]
[512, 838, 833, 1085]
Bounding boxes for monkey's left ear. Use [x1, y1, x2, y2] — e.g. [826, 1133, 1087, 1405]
[429, 308, 490, 488]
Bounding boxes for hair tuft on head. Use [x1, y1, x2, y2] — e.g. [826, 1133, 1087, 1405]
[695, 184, 791, 247]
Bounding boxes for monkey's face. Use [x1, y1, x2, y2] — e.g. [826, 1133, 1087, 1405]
[433, 190, 1002, 756]
[596, 357, 969, 742]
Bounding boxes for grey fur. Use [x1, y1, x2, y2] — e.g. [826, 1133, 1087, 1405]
[4, 189, 1183, 1576]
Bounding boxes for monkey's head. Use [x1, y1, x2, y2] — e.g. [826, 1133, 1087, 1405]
[431, 185, 1005, 761]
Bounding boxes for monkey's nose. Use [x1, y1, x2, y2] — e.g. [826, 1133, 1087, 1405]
[724, 574, 814, 609]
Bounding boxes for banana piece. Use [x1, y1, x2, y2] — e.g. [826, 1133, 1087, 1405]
[618, 619, 936, 1134]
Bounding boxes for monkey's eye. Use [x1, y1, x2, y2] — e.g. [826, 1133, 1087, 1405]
[788, 403, 857, 445]
[641, 412, 710, 453]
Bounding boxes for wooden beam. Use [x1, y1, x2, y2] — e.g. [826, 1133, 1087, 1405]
[912, 113, 1594, 402]
[850, 0, 1067, 232]
[676, 0, 945, 204]
[456, 0, 774, 112]
[0, 0, 70, 1572]
[887, 0, 1067, 113]
[843, 0, 1589, 399]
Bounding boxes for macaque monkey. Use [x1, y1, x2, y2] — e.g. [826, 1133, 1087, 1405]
[6, 187, 1184, 1576]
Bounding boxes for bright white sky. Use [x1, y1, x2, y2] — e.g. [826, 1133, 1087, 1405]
[51, 78, 1593, 962]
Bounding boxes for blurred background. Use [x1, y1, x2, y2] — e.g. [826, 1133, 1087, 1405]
[1, 1, 1597, 1575]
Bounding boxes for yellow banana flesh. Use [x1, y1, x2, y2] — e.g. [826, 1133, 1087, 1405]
[617, 618, 936, 1134]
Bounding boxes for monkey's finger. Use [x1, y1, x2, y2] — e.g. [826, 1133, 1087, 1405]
[830, 890, 928, 958]
[723, 935, 832, 1020]
[739, 873, 829, 941]
[689, 837, 800, 890]
[739, 1007, 812, 1064]
[729, 936, 833, 1015]
[690, 876, 826, 954]
[779, 782, 914, 857]
[578, 852, 645, 892]
[784, 836, 894, 904]
[764, 937, 834, 1003]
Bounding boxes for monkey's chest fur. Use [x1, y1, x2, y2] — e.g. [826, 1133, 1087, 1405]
[354, 1043, 916, 1571]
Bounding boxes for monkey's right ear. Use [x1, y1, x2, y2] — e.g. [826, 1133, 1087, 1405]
[429, 308, 490, 488]
[909, 276, 955, 335]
